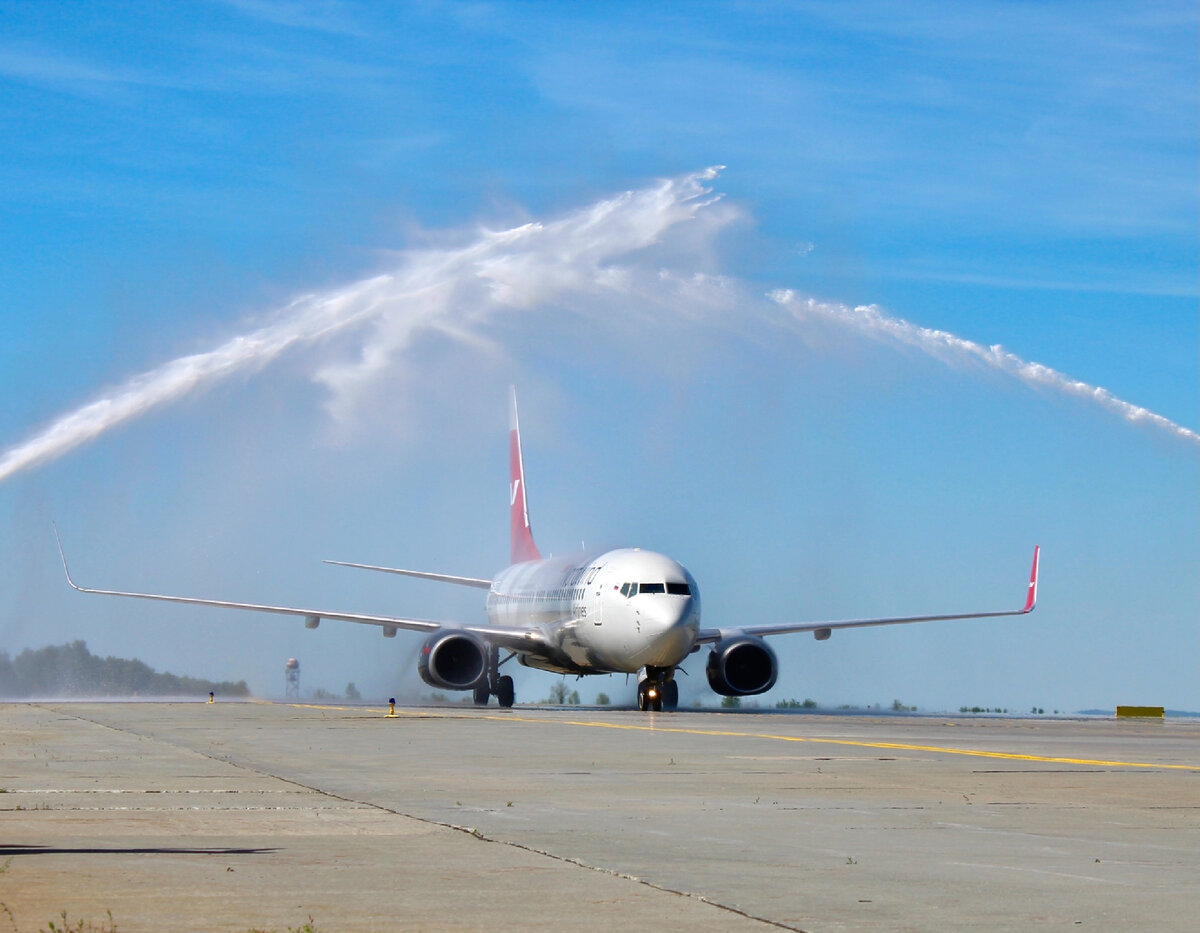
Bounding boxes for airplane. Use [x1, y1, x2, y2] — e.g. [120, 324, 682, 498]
[56, 388, 1039, 712]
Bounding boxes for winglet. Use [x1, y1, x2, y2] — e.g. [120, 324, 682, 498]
[53, 522, 84, 592]
[508, 387, 541, 564]
[1022, 545, 1040, 613]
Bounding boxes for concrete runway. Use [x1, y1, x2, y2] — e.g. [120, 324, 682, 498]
[1, 702, 1196, 932]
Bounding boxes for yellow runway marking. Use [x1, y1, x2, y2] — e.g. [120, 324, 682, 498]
[500, 716, 1200, 770]
[280, 703, 1200, 771]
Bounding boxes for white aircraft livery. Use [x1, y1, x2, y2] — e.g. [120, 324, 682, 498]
[58, 389, 1039, 711]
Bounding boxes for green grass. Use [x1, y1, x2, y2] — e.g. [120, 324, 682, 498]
[39, 911, 116, 933]
[247, 918, 319, 933]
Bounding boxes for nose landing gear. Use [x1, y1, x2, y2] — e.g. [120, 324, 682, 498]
[637, 667, 679, 712]
[637, 680, 660, 711]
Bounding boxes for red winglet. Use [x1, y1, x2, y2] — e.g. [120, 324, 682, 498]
[509, 387, 541, 565]
[1022, 546, 1040, 613]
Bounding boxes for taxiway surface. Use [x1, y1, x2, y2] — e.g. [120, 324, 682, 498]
[2, 702, 1196, 932]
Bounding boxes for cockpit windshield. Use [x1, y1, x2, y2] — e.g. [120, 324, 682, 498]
[620, 581, 691, 597]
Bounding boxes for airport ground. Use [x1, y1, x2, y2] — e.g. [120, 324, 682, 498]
[0, 701, 1196, 932]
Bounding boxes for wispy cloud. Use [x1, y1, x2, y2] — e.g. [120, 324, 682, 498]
[220, 0, 369, 38]
[517, 0, 1196, 243]
[0, 43, 145, 98]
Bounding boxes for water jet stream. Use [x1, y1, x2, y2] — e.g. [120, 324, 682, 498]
[1, 167, 1193, 487]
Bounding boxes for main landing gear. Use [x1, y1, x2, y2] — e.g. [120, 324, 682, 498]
[474, 646, 515, 708]
[637, 667, 679, 712]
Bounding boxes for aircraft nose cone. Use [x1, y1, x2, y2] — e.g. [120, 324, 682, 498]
[640, 596, 699, 665]
[642, 596, 695, 630]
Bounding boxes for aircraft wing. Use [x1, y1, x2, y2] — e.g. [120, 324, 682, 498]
[695, 546, 1039, 644]
[323, 559, 492, 589]
[55, 532, 546, 653]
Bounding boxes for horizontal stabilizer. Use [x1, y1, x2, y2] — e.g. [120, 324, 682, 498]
[323, 559, 492, 589]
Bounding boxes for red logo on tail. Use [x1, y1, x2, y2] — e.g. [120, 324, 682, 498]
[509, 391, 541, 565]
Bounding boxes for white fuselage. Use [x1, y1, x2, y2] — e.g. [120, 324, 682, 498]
[486, 548, 701, 674]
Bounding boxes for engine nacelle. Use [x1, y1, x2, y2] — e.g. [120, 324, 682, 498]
[706, 636, 778, 697]
[418, 631, 488, 691]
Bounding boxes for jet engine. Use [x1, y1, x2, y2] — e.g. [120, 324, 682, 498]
[418, 631, 488, 690]
[706, 636, 778, 696]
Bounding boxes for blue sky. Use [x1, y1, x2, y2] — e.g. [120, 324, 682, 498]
[1, 1, 1196, 711]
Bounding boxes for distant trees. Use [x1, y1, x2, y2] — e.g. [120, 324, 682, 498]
[345, 682, 361, 700]
[546, 682, 581, 705]
[0, 641, 250, 698]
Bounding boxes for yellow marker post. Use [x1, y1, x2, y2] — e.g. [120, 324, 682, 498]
[207, 692, 214, 704]
[386, 697, 397, 718]
[1116, 706, 1164, 718]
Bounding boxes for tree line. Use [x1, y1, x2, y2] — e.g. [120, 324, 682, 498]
[0, 640, 249, 698]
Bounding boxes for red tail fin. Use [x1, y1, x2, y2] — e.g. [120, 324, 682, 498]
[509, 387, 541, 565]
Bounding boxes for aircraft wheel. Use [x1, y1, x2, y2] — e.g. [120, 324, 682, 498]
[663, 680, 679, 711]
[473, 683, 490, 706]
[639, 681, 664, 712]
[496, 675, 515, 708]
